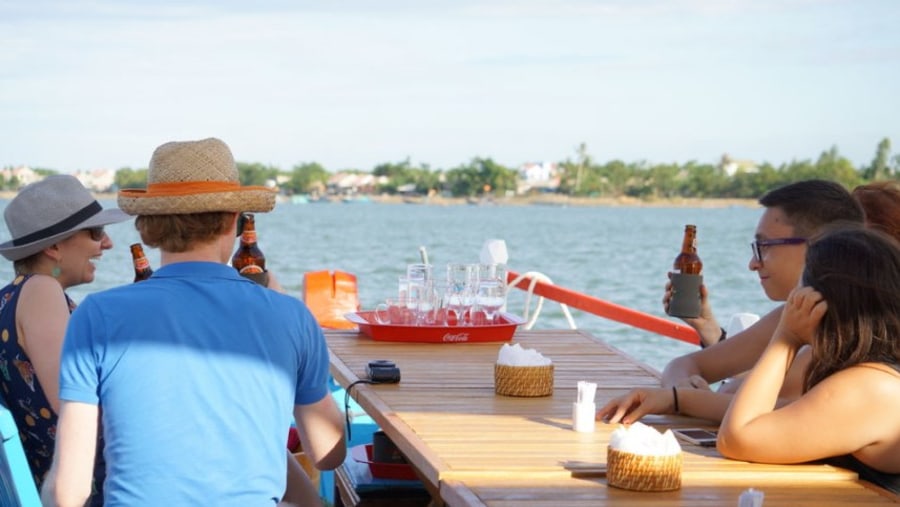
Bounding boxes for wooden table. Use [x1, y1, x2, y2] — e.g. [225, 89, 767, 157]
[326, 329, 898, 506]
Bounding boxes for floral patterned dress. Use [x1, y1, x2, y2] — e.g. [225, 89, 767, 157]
[0, 274, 104, 505]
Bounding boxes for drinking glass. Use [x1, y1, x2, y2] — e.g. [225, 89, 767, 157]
[428, 282, 449, 325]
[406, 277, 426, 322]
[374, 297, 414, 325]
[397, 276, 410, 300]
[406, 263, 433, 282]
[477, 263, 507, 286]
[445, 263, 477, 325]
[475, 278, 506, 323]
[409, 277, 443, 326]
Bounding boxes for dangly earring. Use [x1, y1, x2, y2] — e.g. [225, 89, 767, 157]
[51, 260, 61, 278]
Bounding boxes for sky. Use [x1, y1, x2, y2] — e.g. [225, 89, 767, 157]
[1, 0, 899, 174]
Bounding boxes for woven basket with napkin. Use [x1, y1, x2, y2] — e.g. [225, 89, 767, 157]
[494, 343, 554, 397]
[606, 422, 682, 492]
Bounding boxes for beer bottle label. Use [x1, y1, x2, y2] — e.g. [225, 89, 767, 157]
[239, 265, 264, 275]
[134, 258, 150, 270]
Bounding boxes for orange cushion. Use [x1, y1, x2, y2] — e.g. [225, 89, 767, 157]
[303, 270, 359, 329]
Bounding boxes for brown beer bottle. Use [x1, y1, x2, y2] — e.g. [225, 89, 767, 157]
[130, 243, 153, 282]
[231, 213, 266, 275]
[673, 224, 702, 274]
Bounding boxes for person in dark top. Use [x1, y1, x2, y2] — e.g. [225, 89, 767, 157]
[0, 174, 130, 504]
[718, 224, 900, 496]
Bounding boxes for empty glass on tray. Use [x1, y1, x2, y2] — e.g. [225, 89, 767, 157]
[445, 263, 477, 325]
[374, 297, 415, 325]
[475, 276, 506, 323]
[375, 261, 507, 327]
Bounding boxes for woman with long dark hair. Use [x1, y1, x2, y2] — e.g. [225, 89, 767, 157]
[718, 224, 900, 494]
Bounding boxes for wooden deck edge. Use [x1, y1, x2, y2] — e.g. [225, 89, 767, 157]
[441, 479, 487, 507]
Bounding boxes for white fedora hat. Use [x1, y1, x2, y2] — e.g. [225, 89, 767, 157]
[0, 174, 131, 261]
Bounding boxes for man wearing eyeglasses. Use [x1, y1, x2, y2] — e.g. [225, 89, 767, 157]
[655, 179, 865, 420]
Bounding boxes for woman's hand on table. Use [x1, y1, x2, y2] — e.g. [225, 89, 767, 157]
[596, 388, 677, 425]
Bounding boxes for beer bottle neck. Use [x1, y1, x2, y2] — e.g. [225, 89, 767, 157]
[680, 227, 697, 253]
[240, 230, 258, 245]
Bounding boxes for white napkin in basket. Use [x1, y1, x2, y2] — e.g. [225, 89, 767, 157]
[609, 422, 681, 456]
[497, 343, 552, 366]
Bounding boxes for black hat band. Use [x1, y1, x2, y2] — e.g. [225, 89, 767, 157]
[13, 201, 102, 246]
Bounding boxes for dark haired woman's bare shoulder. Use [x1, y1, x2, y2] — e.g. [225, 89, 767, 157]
[854, 361, 900, 379]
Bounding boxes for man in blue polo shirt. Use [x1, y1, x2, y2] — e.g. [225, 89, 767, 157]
[42, 138, 345, 506]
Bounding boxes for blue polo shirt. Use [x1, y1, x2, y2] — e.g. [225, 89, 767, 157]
[60, 262, 330, 507]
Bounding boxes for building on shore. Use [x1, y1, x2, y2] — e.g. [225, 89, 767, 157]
[0, 165, 41, 189]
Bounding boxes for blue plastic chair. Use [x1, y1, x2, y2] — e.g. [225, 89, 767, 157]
[0, 399, 41, 507]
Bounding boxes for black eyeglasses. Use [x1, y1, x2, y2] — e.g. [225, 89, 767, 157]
[84, 226, 105, 242]
[750, 237, 806, 262]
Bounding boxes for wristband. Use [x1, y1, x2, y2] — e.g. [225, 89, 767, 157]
[699, 327, 727, 349]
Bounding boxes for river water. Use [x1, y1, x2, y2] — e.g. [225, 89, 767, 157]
[0, 199, 778, 372]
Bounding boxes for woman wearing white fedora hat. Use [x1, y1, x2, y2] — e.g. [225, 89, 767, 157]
[43, 138, 345, 507]
[0, 173, 131, 505]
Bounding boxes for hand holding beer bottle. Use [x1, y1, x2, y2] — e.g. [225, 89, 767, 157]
[666, 224, 703, 318]
[232, 213, 269, 286]
[130, 243, 153, 282]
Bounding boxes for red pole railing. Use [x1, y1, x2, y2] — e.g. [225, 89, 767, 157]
[506, 270, 700, 345]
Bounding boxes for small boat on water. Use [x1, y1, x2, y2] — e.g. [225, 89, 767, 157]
[342, 195, 372, 204]
[466, 195, 495, 206]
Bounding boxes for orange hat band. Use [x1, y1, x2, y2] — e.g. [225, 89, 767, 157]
[120, 181, 254, 198]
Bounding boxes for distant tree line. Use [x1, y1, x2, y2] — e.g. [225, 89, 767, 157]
[108, 137, 900, 199]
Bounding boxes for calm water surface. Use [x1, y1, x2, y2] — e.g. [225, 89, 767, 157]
[0, 199, 778, 372]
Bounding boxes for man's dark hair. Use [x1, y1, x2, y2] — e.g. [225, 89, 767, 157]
[758, 179, 865, 237]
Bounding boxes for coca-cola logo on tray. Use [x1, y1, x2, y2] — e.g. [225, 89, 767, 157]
[442, 332, 470, 342]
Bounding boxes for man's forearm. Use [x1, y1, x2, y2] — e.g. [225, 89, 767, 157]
[661, 354, 702, 389]
[40, 474, 91, 507]
[676, 388, 734, 422]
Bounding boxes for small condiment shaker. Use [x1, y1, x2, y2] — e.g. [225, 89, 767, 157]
[572, 381, 597, 432]
[738, 488, 764, 507]
[572, 401, 596, 432]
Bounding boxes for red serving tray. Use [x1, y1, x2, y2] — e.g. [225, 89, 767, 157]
[344, 311, 524, 343]
[350, 444, 419, 481]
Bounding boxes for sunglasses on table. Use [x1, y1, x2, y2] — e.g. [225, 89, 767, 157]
[750, 237, 806, 262]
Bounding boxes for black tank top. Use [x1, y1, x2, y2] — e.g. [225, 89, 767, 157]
[827, 454, 900, 495]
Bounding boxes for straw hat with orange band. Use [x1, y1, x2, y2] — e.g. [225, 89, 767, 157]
[118, 137, 276, 216]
